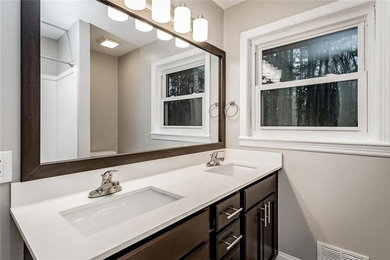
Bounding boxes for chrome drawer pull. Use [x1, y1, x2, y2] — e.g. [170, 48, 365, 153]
[220, 206, 243, 220]
[220, 234, 243, 251]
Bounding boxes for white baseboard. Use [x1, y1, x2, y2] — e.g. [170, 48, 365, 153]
[277, 251, 301, 260]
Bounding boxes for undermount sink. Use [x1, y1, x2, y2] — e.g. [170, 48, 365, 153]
[60, 187, 182, 236]
[205, 163, 258, 177]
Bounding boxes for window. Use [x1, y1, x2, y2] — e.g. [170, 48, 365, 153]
[255, 25, 365, 131]
[151, 49, 213, 143]
[163, 65, 205, 127]
[239, 1, 390, 156]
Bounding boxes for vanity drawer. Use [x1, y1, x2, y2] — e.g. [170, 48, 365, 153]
[222, 245, 240, 260]
[216, 220, 242, 259]
[118, 210, 209, 260]
[183, 242, 209, 260]
[243, 174, 276, 210]
[216, 192, 241, 231]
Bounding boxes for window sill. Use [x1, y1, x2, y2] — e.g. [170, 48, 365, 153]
[239, 136, 390, 157]
[150, 132, 211, 143]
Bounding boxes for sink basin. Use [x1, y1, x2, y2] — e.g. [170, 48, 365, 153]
[205, 163, 258, 177]
[60, 187, 182, 236]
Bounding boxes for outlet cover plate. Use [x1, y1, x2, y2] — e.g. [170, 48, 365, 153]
[0, 151, 12, 184]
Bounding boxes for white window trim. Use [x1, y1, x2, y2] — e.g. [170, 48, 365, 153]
[239, 0, 390, 157]
[151, 49, 212, 143]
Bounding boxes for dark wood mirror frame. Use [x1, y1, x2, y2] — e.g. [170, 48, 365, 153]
[21, 0, 226, 182]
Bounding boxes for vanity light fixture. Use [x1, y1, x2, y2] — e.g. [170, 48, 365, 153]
[152, 0, 171, 23]
[174, 3, 191, 33]
[157, 29, 173, 41]
[193, 15, 208, 42]
[124, 0, 146, 11]
[97, 36, 120, 49]
[107, 6, 129, 22]
[135, 19, 153, 32]
[175, 37, 190, 48]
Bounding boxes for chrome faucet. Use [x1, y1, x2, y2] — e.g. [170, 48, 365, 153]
[206, 151, 225, 167]
[88, 170, 122, 198]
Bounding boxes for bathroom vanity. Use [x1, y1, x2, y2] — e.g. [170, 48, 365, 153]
[11, 149, 281, 259]
[109, 172, 277, 260]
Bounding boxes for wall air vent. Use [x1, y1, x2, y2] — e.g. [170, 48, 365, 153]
[317, 242, 369, 260]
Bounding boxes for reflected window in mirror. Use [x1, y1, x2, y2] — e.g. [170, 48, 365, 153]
[151, 50, 219, 143]
[164, 65, 205, 126]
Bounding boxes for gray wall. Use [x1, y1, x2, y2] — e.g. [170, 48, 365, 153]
[0, 0, 24, 259]
[224, 1, 390, 259]
[117, 41, 198, 154]
[90, 50, 118, 153]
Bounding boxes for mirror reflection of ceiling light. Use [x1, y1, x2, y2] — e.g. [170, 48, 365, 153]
[175, 38, 190, 48]
[174, 3, 191, 33]
[157, 29, 173, 41]
[124, 0, 146, 10]
[152, 0, 171, 23]
[97, 36, 120, 49]
[193, 15, 208, 42]
[107, 6, 129, 22]
[135, 19, 153, 32]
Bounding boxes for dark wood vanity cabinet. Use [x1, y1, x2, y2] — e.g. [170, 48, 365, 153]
[111, 210, 210, 260]
[243, 174, 278, 260]
[109, 172, 278, 260]
[244, 194, 277, 260]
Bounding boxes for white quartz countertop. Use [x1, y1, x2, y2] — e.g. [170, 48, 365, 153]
[11, 150, 282, 260]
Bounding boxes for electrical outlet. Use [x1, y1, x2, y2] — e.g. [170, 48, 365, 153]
[0, 151, 12, 184]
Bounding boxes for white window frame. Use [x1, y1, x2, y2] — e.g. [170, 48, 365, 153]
[151, 49, 212, 143]
[239, 1, 390, 157]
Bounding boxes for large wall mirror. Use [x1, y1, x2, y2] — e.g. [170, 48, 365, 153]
[22, 0, 225, 181]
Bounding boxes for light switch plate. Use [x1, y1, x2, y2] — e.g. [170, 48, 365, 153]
[0, 151, 12, 184]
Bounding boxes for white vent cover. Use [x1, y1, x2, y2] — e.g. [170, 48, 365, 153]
[317, 242, 369, 260]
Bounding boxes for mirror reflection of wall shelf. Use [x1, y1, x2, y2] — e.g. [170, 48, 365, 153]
[22, 0, 225, 181]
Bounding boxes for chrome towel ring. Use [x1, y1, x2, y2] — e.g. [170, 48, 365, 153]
[224, 101, 239, 118]
[209, 102, 219, 118]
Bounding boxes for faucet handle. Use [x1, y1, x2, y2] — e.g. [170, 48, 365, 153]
[101, 169, 118, 183]
[211, 150, 225, 159]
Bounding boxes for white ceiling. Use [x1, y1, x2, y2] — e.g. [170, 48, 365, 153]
[212, 0, 246, 10]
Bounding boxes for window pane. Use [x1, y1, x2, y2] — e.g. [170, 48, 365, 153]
[164, 98, 202, 126]
[166, 65, 205, 97]
[261, 27, 358, 84]
[261, 80, 358, 127]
